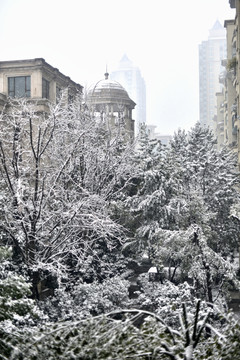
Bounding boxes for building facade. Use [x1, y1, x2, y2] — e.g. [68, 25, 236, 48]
[214, 18, 237, 152]
[214, 91, 225, 150]
[199, 21, 227, 129]
[0, 58, 83, 112]
[110, 54, 146, 135]
[214, 1, 240, 166]
[227, 0, 240, 165]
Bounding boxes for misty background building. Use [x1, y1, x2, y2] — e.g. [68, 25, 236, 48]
[199, 20, 226, 128]
[110, 54, 146, 135]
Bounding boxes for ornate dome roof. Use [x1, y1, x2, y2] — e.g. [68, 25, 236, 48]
[88, 72, 135, 108]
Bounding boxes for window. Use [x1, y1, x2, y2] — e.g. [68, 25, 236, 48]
[42, 78, 50, 99]
[8, 76, 31, 97]
[56, 86, 62, 102]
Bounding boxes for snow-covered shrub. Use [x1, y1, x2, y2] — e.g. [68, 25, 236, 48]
[0, 247, 40, 326]
[10, 301, 240, 360]
[0, 246, 42, 359]
[136, 275, 195, 326]
[40, 275, 130, 321]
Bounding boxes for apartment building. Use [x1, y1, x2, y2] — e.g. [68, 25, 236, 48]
[216, 1, 240, 165]
[215, 19, 237, 152]
[0, 58, 83, 112]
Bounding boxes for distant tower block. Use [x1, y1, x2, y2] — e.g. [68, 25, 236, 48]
[199, 20, 226, 128]
[110, 54, 146, 135]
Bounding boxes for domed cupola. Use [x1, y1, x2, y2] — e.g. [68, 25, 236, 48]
[87, 72, 136, 139]
[88, 71, 134, 104]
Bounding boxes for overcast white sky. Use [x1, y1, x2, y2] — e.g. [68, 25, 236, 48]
[0, 0, 236, 135]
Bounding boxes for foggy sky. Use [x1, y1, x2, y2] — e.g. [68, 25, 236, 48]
[0, 0, 235, 135]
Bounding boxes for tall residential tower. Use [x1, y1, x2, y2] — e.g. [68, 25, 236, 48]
[199, 20, 226, 128]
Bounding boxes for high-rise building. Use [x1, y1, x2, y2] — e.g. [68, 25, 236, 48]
[110, 54, 146, 135]
[199, 20, 226, 128]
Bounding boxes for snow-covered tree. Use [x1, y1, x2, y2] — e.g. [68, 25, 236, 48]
[169, 123, 240, 255]
[124, 126, 176, 256]
[129, 123, 239, 254]
[125, 123, 240, 306]
[0, 97, 136, 298]
[152, 226, 240, 303]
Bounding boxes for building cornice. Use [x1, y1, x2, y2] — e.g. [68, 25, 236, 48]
[0, 58, 83, 92]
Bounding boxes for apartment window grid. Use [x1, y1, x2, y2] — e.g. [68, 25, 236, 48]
[8, 76, 31, 98]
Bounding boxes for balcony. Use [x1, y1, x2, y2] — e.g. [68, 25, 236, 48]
[218, 121, 224, 132]
[232, 126, 238, 135]
[219, 70, 226, 84]
[233, 115, 238, 129]
[232, 29, 237, 47]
